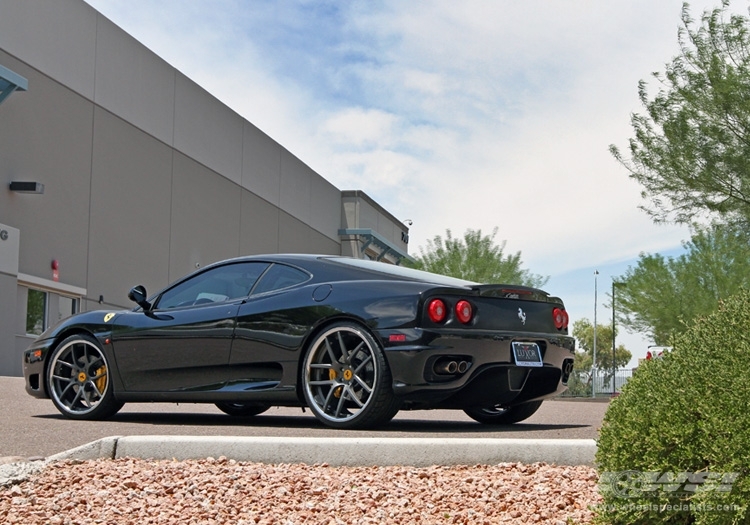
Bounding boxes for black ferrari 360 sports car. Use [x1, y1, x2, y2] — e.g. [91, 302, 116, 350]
[23, 254, 575, 429]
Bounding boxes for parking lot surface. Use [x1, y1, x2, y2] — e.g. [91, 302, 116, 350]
[1, 377, 608, 458]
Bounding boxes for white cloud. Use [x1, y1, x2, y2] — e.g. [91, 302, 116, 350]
[320, 108, 400, 149]
[85, 0, 730, 357]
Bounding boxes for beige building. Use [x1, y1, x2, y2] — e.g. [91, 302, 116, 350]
[0, 0, 410, 376]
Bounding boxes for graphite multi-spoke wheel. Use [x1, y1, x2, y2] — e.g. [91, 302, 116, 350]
[464, 400, 543, 425]
[215, 402, 271, 417]
[302, 322, 398, 429]
[47, 334, 123, 420]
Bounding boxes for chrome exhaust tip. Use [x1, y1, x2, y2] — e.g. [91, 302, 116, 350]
[434, 359, 458, 375]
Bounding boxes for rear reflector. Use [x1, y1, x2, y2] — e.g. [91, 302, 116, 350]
[389, 334, 407, 342]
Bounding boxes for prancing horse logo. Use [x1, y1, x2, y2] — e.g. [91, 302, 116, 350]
[518, 308, 527, 325]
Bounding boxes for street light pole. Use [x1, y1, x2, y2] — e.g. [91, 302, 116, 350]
[592, 270, 598, 398]
[611, 280, 625, 396]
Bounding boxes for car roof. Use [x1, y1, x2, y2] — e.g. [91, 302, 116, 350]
[211, 254, 476, 288]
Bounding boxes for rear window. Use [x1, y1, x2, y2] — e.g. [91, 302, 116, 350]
[252, 263, 311, 294]
[324, 257, 475, 287]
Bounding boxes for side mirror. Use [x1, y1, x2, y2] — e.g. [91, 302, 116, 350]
[128, 285, 152, 311]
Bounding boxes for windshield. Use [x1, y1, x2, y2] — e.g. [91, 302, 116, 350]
[325, 257, 476, 287]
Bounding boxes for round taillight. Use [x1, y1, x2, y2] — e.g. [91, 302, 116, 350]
[427, 299, 447, 323]
[455, 300, 473, 324]
[552, 307, 569, 330]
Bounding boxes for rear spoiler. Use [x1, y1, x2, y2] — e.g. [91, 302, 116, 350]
[471, 284, 563, 305]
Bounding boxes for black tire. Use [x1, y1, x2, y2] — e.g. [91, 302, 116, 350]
[215, 402, 271, 417]
[302, 322, 399, 429]
[464, 400, 543, 425]
[47, 334, 123, 420]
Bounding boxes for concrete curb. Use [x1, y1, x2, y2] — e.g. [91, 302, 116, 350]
[46, 436, 122, 463]
[0, 437, 123, 487]
[49, 436, 597, 467]
[1, 436, 597, 486]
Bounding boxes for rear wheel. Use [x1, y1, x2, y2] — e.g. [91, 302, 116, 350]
[215, 402, 271, 417]
[47, 334, 123, 420]
[464, 400, 543, 425]
[302, 322, 399, 429]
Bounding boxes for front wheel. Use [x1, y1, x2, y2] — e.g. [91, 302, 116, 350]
[47, 334, 123, 420]
[215, 402, 271, 417]
[464, 400, 543, 425]
[302, 322, 399, 429]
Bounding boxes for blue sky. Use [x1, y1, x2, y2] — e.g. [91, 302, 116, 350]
[84, 0, 734, 364]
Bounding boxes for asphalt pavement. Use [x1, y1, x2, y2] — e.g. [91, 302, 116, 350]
[1, 376, 609, 467]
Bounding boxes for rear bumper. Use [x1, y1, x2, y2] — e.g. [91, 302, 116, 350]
[378, 328, 575, 409]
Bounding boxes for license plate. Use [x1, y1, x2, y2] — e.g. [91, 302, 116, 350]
[512, 342, 543, 367]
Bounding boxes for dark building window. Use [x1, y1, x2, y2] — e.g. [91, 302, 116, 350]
[26, 289, 46, 336]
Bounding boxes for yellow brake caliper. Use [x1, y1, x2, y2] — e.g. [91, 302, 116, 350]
[95, 366, 107, 393]
[329, 368, 343, 398]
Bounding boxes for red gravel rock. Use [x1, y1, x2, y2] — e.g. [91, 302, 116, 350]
[0, 458, 601, 524]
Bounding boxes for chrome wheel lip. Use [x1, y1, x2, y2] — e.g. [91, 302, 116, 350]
[303, 326, 378, 424]
[48, 338, 109, 416]
[477, 405, 509, 415]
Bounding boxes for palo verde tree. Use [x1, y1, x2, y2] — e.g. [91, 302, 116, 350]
[571, 319, 632, 392]
[610, 1, 750, 225]
[615, 222, 750, 345]
[411, 227, 548, 287]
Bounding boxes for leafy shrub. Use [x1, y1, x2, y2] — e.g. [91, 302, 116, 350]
[595, 289, 750, 524]
[563, 370, 592, 397]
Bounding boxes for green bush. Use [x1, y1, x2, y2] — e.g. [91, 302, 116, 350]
[595, 289, 750, 524]
[563, 371, 592, 397]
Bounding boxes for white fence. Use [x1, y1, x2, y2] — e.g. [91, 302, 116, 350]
[560, 368, 635, 397]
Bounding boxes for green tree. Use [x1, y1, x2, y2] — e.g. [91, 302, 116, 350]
[411, 227, 548, 287]
[610, 1, 750, 225]
[569, 319, 631, 395]
[615, 222, 750, 344]
[572, 318, 632, 373]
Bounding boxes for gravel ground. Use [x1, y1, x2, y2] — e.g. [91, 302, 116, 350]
[0, 457, 602, 524]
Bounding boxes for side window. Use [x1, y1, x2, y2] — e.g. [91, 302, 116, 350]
[252, 263, 310, 295]
[156, 262, 269, 309]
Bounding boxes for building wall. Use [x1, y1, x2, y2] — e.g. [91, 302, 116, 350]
[0, 0, 396, 376]
[340, 190, 411, 264]
[0, 224, 20, 376]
